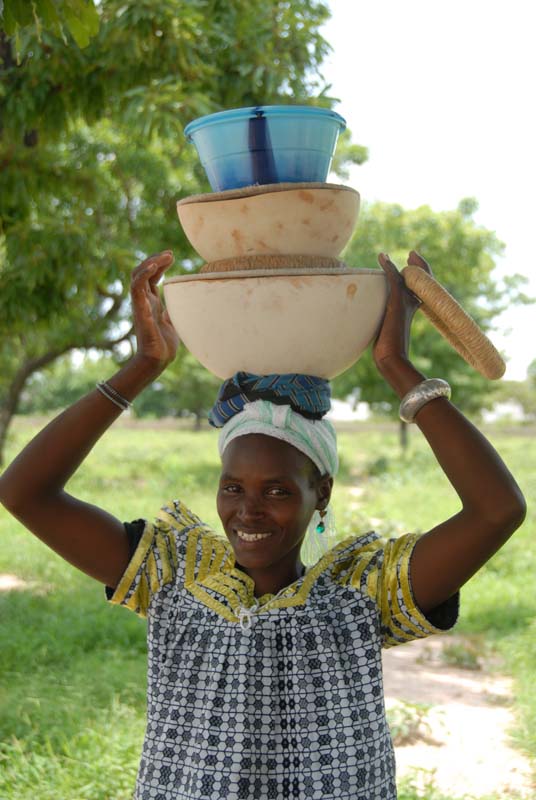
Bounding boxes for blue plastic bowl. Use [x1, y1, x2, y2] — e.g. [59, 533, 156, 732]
[184, 105, 346, 191]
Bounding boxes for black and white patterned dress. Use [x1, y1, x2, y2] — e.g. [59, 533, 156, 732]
[107, 499, 458, 800]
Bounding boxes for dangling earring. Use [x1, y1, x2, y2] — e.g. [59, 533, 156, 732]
[316, 509, 327, 534]
[302, 506, 336, 567]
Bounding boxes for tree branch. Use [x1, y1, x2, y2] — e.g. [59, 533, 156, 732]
[96, 284, 122, 300]
[0, 342, 77, 465]
[89, 326, 134, 351]
[103, 292, 125, 320]
[0, 31, 16, 70]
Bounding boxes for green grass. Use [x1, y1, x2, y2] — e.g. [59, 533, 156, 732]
[1, 417, 534, 799]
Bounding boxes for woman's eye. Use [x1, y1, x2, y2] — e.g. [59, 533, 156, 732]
[221, 484, 241, 494]
[267, 487, 290, 497]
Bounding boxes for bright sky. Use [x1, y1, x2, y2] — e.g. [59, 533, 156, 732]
[322, 0, 535, 379]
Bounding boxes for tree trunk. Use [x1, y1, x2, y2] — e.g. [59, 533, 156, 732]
[399, 419, 409, 453]
[0, 347, 73, 466]
[0, 323, 133, 466]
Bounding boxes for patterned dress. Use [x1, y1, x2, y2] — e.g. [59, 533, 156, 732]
[107, 499, 458, 800]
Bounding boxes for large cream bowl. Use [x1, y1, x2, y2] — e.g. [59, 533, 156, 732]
[177, 183, 360, 263]
[163, 268, 387, 379]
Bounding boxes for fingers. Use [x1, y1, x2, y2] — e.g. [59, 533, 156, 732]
[378, 253, 405, 293]
[378, 250, 432, 274]
[378, 252, 423, 309]
[131, 251, 174, 295]
[149, 251, 174, 291]
[131, 250, 174, 280]
[378, 252, 395, 273]
[378, 252, 402, 274]
[378, 252, 393, 270]
[407, 250, 433, 275]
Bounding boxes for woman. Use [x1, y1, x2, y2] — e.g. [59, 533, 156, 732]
[0, 250, 526, 800]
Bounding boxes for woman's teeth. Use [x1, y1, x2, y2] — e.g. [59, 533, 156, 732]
[236, 530, 274, 542]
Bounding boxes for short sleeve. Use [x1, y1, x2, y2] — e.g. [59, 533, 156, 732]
[106, 520, 179, 618]
[348, 532, 459, 648]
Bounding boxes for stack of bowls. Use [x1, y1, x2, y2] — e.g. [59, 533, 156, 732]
[163, 105, 388, 379]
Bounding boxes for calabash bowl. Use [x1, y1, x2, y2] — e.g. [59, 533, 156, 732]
[177, 183, 360, 263]
[163, 268, 387, 379]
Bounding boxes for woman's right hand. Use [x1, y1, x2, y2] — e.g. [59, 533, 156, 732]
[130, 250, 180, 370]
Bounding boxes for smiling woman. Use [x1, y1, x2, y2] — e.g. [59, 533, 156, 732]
[0, 250, 526, 800]
[217, 425, 333, 597]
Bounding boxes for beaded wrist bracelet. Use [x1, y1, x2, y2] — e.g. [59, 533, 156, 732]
[96, 381, 131, 412]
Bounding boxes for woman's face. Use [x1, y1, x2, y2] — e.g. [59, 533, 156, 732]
[217, 434, 330, 574]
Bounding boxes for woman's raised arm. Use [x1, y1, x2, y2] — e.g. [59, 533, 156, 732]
[374, 252, 526, 614]
[0, 251, 179, 588]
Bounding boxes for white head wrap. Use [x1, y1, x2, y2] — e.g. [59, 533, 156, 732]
[218, 399, 338, 476]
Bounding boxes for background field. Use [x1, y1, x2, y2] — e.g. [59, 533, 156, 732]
[1, 417, 534, 800]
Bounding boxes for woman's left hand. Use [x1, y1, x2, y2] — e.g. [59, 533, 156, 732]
[373, 251, 431, 379]
[371, 253, 527, 618]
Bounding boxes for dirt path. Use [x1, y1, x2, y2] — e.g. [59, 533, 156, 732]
[0, 573, 29, 590]
[383, 635, 534, 798]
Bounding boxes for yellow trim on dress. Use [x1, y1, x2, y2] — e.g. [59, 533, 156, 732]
[107, 521, 156, 614]
[107, 519, 180, 618]
[392, 535, 450, 637]
[109, 499, 450, 638]
[179, 523, 349, 622]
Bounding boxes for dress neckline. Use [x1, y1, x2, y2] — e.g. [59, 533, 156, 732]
[230, 561, 308, 602]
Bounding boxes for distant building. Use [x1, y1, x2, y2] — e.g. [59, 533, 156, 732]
[327, 399, 370, 422]
[481, 400, 526, 423]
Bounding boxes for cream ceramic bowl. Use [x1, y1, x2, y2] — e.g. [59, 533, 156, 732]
[177, 183, 360, 263]
[163, 268, 387, 379]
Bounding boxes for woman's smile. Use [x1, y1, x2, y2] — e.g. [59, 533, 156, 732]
[234, 529, 275, 543]
[216, 433, 332, 596]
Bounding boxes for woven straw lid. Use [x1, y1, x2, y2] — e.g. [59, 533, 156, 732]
[177, 181, 357, 205]
[403, 265, 505, 380]
[200, 254, 346, 273]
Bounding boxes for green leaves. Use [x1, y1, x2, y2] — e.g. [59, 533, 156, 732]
[1, 0, 34, 34]
[330, 129, 368, 181]
[1, 0, 100, 47]
[63, 0, 99, 48]
[332, 200, 532, 415]
[0, 0, 372, 459]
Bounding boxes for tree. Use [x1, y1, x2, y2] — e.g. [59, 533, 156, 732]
[491, 380, 536, 422]
[0, 121, 194, 461]
[131, 352, 217, 427]
[332, 199, 532, 441]
[21, 349, 222, 426]
[527, 358, 536, 387]
[19, 353, 119, 413]
[1, 0, 354, 463]
[133, 352, 221, 429]
[491, 360, 536, 422]
[1, 0, 99, 49]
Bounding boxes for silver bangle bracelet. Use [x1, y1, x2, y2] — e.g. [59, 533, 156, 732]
[96, 381, 131, 412]
[399, 378, 451, 423]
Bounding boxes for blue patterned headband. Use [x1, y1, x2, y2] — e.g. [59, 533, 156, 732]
[208, 372, 332, 428]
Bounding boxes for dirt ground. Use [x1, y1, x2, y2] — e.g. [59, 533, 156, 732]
[383, 635, 535, 798]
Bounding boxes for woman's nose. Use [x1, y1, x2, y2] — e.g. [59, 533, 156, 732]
[237, 496, 265, 522]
